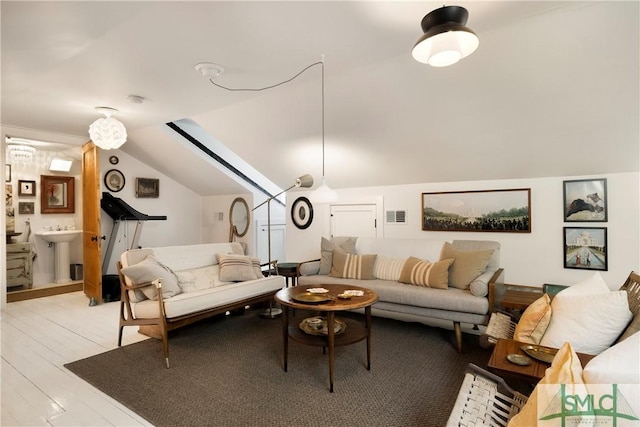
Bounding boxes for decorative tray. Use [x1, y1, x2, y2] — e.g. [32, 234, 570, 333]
[299, 317, 346, 336]
[520, 345, 558, 364]
[292, 292, 332, 304]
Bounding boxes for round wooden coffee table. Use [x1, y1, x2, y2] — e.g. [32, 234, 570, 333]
[274, 284, 378, 392]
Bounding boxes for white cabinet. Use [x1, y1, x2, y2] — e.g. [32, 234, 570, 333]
[7, 243, 33, 288]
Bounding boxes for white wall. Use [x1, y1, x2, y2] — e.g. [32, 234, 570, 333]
[286, 172, 639, 289]
[101, 150, 203, 274]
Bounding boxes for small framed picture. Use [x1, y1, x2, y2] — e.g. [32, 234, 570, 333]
[563, 226, 607, 271]
[104, 169, 125, 192]
[291, 196, 314, 229]
[5, 164, 11, 182]
[563, 178, 607, 222]
[136, 177, 159, 198]
[18, 202, 35, 215]
[18, 180, 36, 196]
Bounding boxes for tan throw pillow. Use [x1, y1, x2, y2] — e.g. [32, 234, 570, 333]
[120, 255, 182, 300]
[439, 242, 493, 289]
[216, 253, 260, 282]
[508, 342, 591, 426]
[329, 251, 376, 280]
[398, 257, 453, 289]
[514, 294, 552, 344]
[319, 237, 357, 275]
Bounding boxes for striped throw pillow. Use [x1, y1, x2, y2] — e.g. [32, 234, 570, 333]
[399, 257, 454, 289]
[373, 255, 405, 281]
[216, 253, 260, 282]
[329, 251, 377, 280]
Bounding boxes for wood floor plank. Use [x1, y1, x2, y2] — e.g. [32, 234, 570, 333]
[1, 291, 152, 426]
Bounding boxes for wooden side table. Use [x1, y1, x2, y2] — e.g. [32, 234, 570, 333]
[501, 288, 543, 311]
[487, 338, 595, 385]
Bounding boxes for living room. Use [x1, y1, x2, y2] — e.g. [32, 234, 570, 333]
[1, 1, 639, 426]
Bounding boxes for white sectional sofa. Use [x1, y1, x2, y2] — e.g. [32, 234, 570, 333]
[297, 237, 504, 352]
[117, 242, 285, 367]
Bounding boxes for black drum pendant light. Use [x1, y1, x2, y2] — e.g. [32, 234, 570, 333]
[412, 5, 479, 67]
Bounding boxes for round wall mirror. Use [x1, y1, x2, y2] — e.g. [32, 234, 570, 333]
[229, 197, 250, 237]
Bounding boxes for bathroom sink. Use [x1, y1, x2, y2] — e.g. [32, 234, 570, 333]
[36, 229, 83, 243]
[35, 230, 83, 283]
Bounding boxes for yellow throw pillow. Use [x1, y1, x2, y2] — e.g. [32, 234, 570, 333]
[508, 342, 591, 426]
[398, 257, 453, 289]
[514, 294, 552, 344]
[329, 251, 377, 280]
[439, 242, 493, 289]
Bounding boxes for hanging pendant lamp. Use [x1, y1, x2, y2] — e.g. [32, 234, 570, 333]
[310, 58, 338, 204]
[412, 5, 479, 67]
[88, 107, 127, 150]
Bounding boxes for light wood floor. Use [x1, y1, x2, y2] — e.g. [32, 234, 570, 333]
[1, 291, 151, 426]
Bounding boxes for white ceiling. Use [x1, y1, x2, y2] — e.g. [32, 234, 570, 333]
[2, 1, 638, 196]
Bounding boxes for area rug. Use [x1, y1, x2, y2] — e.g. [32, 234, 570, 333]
[65, 311, 492, 426]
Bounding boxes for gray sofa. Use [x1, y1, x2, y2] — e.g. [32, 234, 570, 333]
[297, 237, 504, 352]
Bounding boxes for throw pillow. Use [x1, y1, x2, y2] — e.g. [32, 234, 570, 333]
[175, 265, 222, 292]
[216, 253, 260, 282]
[373, 255, 405, 281]
[540, 290, 632, 355]
[120, 255, 182, 300]
[439, 242, 493, 289]
[319, 236, 357, 275]
[398, 257, 454, 289]
[329, 251, 377, 280]
[508, 342, 591, 426]
[558, 271, 610, 296]
[584, 330, 640, 385]
[513, 294, 552, 344]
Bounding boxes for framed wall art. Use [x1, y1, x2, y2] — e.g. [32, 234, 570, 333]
[136, 177, 159, 198]
[5, 164, 10, 182]
[41, 175, 75, 214]
[422, 188, 531, 233]
[104, 169, 125, 192]
[563, 178, 607, 222]
[18, 180, 36, 196]
[18, 202, 35, 215]
[291, 196, 313, 229]
[563, 226, 607, 271]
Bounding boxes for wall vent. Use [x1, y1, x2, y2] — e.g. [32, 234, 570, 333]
[385, 210, 407, 224]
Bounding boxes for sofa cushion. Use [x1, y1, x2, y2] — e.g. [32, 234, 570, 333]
[216, 254, 260, 282]
[540, 290, 632, 355]
[560, 271, 610, 295]
[398, 257, 453, 289]
[584, 330, 640, 385]
[373, 255, 405, 281]
[439, 242, 493, 290]
[319, 236, 357, 275]
[329, 251, 376, 280]
[514, 294, 552, 344]
[120, 255, 182, 300]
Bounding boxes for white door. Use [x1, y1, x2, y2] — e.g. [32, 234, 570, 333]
[330, 204, 377, 238]
[256, 219, 286, 264]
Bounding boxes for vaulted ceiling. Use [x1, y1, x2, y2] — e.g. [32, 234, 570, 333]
[2, 1, 638, 196]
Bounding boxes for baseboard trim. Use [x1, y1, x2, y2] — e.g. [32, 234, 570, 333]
[7, 282, 83, 302]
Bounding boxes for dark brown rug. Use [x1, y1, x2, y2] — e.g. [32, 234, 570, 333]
[65, 310, 492, 426]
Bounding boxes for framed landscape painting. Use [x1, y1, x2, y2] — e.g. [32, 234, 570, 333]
[422, 188, 531, 233]
[563, 227, 607, 271]
[563, 178, 607, 222]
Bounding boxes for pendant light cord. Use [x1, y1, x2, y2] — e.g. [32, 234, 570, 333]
[206, 58, 327, 179]
[207, 61, 323, 92]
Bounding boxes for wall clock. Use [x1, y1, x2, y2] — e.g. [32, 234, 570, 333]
[291, 197, 313, 229]
[104, 169, 125, 192]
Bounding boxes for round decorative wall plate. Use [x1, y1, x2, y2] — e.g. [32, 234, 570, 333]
[104, 169, 125, 192]
[291, 196, 313, 229]
[109, 155, 119, 165]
